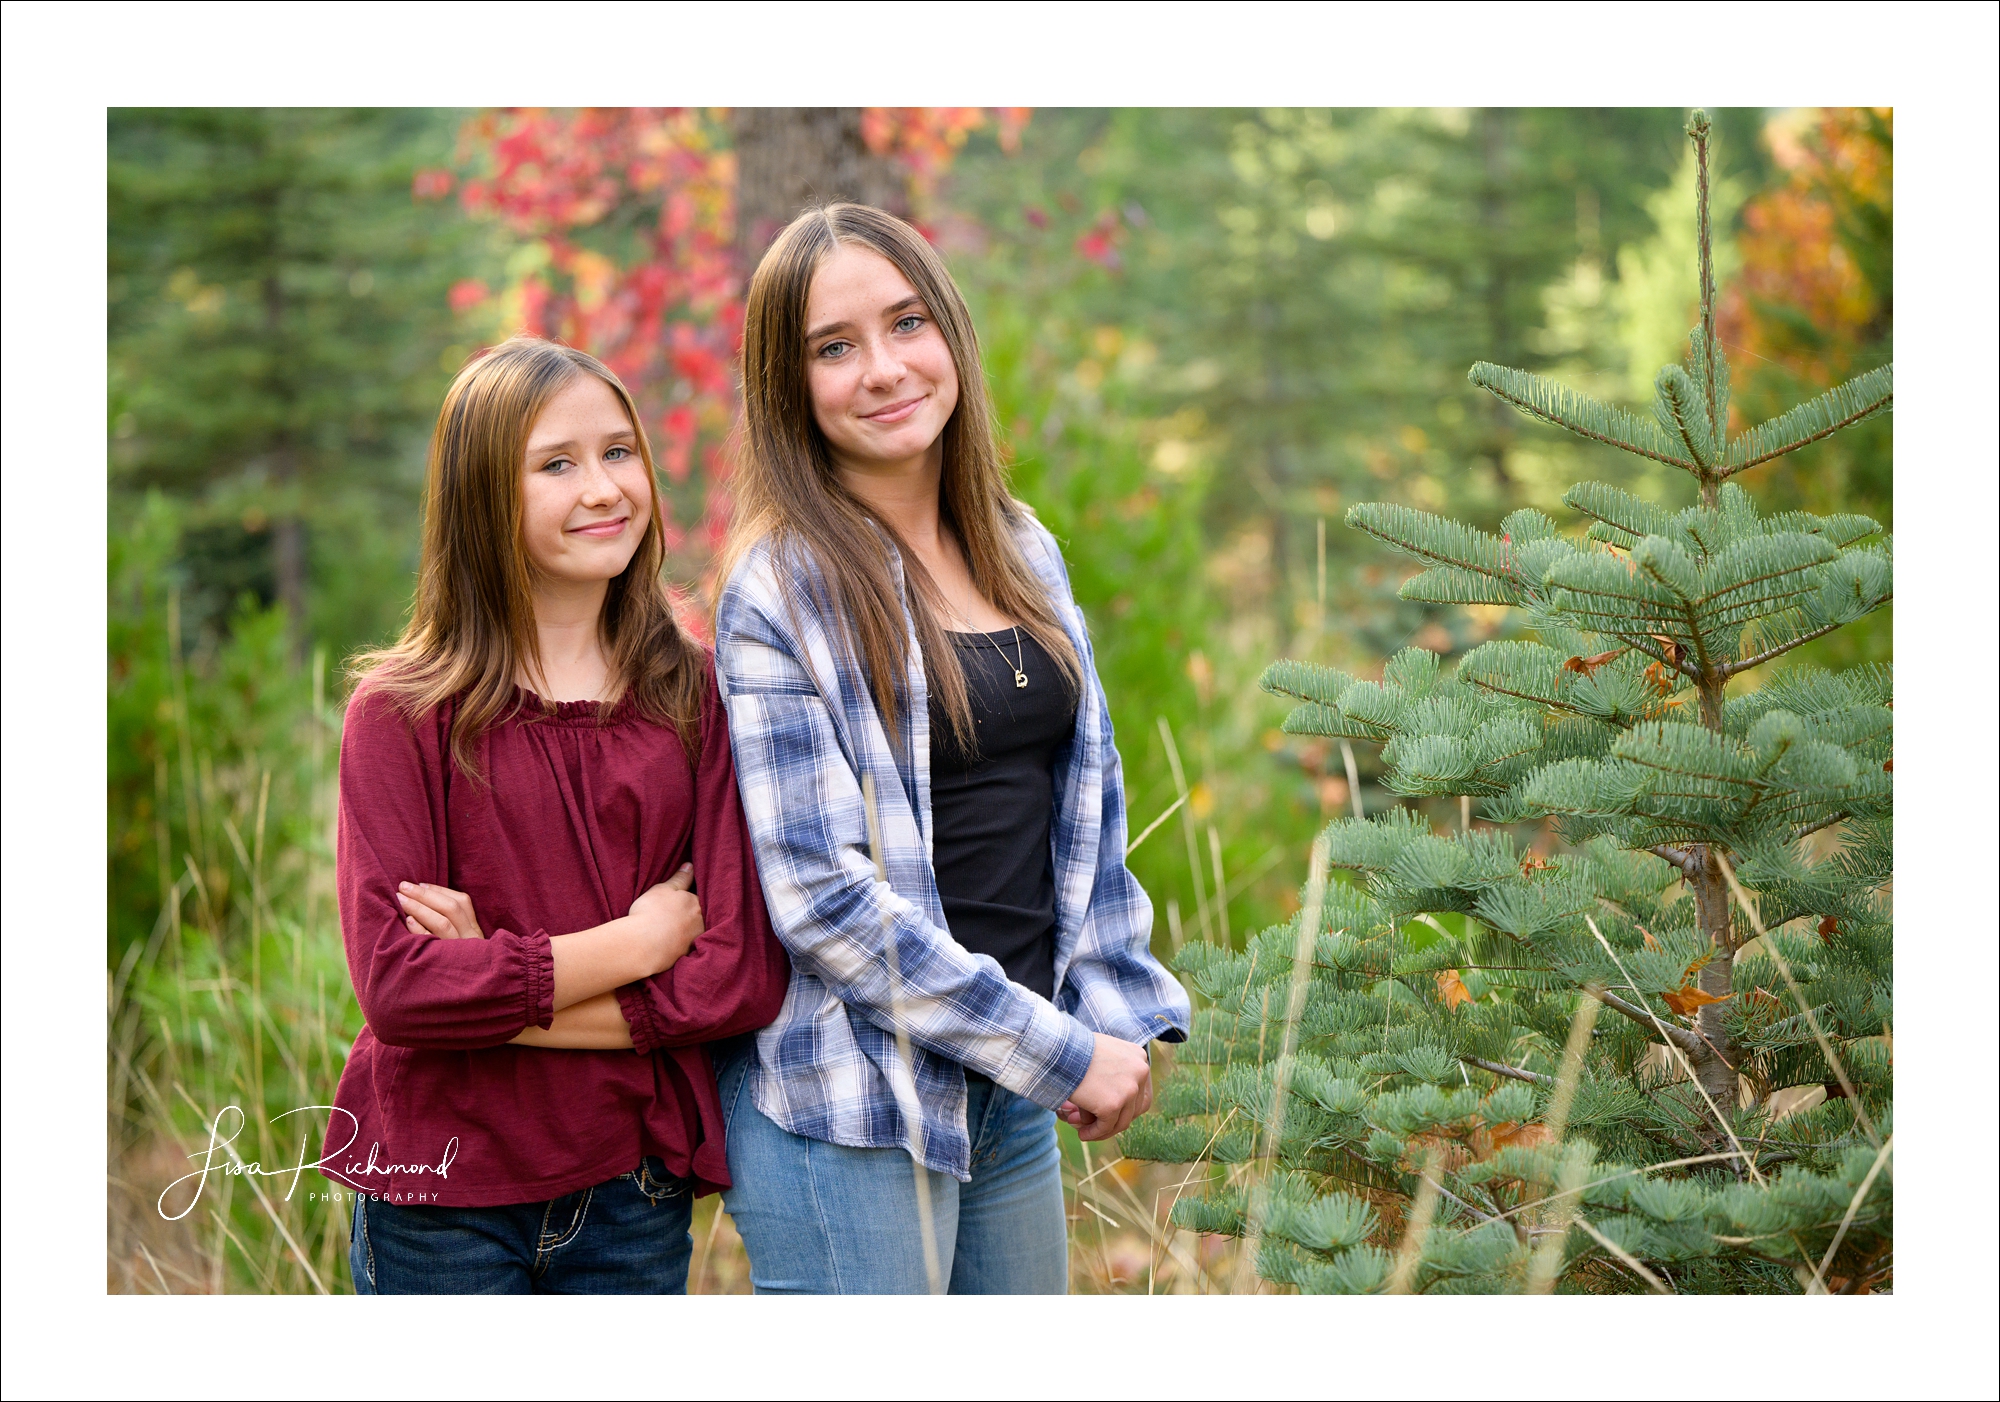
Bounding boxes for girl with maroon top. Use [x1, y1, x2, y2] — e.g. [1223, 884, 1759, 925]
[326, 336, 788, 1294]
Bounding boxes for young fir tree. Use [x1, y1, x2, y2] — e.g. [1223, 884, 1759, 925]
[1121, 113, 1893, 1295]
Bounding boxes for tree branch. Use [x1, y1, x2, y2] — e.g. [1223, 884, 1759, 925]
[1584, 983, 1706, 1055]
[1648, 844, 1692, 871]
[1470, 365, 1695, 472]
[1793, 811, 1852, 844]
[1725, 600, 1891, 676]
[1725, 398, 1893, 474]
[1419, 1171, 1501, 1224]
[1462, 1056, 1554, 1088]
[1616, 631, 1704, 681]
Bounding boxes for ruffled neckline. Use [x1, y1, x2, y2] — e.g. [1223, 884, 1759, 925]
[510, 685, 633, 727]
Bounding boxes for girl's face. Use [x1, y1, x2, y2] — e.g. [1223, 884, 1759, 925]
[519, 374, 653, 589]
[803, 244, 959, 477]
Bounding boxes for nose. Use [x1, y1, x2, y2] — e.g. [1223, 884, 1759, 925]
[857, 335, 906, 391]
[575, 455, 624, 507]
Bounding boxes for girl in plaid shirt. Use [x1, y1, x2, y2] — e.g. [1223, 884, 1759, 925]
[712, 205, 1190, 1294]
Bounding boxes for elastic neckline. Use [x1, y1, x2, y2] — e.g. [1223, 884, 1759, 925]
[510, 686, 631, 726]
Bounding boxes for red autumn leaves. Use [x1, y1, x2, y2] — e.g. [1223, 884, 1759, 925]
[435, 108, 1030, 577]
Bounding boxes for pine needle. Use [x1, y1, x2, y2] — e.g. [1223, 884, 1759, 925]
[1572, 1213, 1672, 1294]
[1810, 1135, 1893, 1294]
[1713, 851, 1882, 1149]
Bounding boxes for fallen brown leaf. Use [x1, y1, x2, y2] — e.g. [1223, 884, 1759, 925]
[1662, 986, 1732, 1016]
[1437, 969, 1473, 1011]
[1564, 647, 1627, 678]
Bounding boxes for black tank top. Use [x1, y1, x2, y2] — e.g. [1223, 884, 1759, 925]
[927, 628, 1078, 999]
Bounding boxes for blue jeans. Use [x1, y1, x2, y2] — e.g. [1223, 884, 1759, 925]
[348, 1157, 694, 1294]
[715, 1038, 1068, 1294]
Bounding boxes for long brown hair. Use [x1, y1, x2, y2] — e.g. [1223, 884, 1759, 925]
[353, 336, 705, 777]
[724, 203, 1081, 742]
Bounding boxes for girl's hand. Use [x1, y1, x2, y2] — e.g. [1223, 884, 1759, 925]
[1057, 1034, 1153, 1141]
[626, 863, 703, 976]
[396, 882, 486, 941]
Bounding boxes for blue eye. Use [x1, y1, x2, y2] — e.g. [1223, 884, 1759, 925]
[543, 457, 572, 474]
[818, 340, 851, 360]
[605, 445, 631, 461]
[895, 315, 924, 333]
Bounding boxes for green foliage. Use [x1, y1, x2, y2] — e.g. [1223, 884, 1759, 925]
[1726, 366, 1893, 473]
[942, 110, 1785, 942]
[956, 236, 1230, 940]
[1130, 113, 1893, 1295]
[1469, 363, 1694, 470]
[108, 495, 330, 956]
[108, 495, 361, 1293]
[109, 107, 478, 660]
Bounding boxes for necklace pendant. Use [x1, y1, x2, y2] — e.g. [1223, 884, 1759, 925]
[1014, 670, 1029, 689]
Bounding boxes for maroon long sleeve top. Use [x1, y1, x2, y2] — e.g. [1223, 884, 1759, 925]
[322, 666, 788, 1207]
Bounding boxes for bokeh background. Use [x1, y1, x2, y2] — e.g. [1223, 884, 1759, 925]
[106, 106, 1891, 1293]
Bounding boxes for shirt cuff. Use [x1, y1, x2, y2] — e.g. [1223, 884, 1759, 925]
[519, 927, 556, 1031]
[613, 981, 664, 1055]
[994, 1003, 1098, 1112]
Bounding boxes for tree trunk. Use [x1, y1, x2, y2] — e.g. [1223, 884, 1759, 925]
[270, 444, 308, 630]
[730, 108, 907, 269]
[1686, 845, 1741, 1110]
[1685, 654, 1741, 1113]
[263, 266, 308, 646]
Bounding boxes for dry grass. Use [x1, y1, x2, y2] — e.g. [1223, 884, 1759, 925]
[682, 1148, 1255, 1296]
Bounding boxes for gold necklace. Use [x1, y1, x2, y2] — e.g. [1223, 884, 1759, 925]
[987, 626, 1028, 689]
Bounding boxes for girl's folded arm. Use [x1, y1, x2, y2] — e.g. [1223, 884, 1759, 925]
[337, 690, 557, 1051]
[512, 992, 633, 1050]
[615, 668, 791, 1053]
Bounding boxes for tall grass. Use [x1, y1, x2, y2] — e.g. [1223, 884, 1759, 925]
[109, 500, 359, 1293]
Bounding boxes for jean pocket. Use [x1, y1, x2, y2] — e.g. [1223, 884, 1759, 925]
[627, 1157, 690, 1204]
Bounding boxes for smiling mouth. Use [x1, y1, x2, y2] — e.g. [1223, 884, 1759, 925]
[862, 395, 925, 424]
[568, 517, 629, 538]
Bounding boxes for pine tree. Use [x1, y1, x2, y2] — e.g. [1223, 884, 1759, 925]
[1121, 113, 1893, 1295]
[109, 107, 471, 656]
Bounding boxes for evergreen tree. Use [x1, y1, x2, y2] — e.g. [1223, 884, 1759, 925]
[109, 107, 473, 657]
[1122, 113, 1893, 1295]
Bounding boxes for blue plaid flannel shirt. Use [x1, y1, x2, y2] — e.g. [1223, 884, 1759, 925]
[713, 513, 1190, 1180]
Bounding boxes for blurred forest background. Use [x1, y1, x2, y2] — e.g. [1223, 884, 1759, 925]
[107, 106, 1891, 1293]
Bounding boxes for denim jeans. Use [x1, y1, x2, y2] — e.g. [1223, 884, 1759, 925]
[348, 1157, 694, 1294]
[715, 1037, 1068, 1294]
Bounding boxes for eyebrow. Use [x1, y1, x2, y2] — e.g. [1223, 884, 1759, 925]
[525, 426, 636, 457]
[805, 294, 926, 343]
